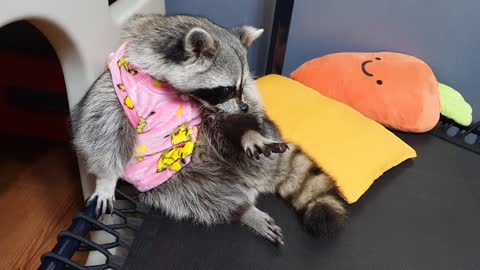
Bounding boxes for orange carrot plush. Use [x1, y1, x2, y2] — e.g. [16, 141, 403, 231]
[291, 52, 441, 133]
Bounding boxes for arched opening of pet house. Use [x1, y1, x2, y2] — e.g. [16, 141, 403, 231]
[0, 20, 85, 269]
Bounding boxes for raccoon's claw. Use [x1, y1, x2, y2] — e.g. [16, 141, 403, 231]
[263, 147, 271, 157]
[246, 148, 253, 158]
[251, 145, 265, 159]
[87, 192, 115, 216]
[265, 216, 285, 246]
[266, 143, 289, 154]
[245, 142, 288, 159]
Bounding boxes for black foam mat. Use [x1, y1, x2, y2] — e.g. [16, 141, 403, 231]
[123, 133, 480, 270]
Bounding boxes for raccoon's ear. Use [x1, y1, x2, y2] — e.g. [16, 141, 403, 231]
[184, 27, 217, 57]
[230, 26, 264, 48]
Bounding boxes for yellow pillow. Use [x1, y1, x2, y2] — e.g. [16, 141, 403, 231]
[256, 75, 417, 204]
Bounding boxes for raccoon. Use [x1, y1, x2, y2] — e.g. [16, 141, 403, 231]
[71, 14, 346, 245]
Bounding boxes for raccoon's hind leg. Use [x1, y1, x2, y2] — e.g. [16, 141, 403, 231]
[140, 169, 284, 244]
[277, 147, 347, 234]
[71, 72, 136, 215]
[240, 206, 284, 245]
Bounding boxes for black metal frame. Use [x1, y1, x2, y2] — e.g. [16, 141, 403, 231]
[39, 184, 146, 270]
[265, 0, 295, 75]
[431, 117, 480, 154]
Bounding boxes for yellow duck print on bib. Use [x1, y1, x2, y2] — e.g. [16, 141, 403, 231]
[157, 141, 195, 172]
[171, 126, 193, 145]
[117, 57, 138, 75]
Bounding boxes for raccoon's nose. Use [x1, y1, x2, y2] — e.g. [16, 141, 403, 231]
[239, 102, 249, 112]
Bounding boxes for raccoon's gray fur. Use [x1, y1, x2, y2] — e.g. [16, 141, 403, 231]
[71, 14, 346, 245]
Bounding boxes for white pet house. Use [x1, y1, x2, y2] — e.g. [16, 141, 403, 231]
[1, 0, 165, 266]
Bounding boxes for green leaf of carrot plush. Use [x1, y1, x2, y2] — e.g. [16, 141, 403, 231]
[438, 82, 473, 126]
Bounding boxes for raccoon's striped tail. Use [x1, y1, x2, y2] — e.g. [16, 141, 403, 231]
[277, 148, 347, 234]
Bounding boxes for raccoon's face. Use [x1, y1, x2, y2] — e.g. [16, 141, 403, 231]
[124, 15, 264, 114]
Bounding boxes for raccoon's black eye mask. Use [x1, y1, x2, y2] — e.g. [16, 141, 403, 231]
[191, 86, 236, 105]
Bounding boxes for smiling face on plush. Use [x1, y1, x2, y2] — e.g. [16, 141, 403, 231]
[291, 52, 440, 132]
[361, 57, 384, 85]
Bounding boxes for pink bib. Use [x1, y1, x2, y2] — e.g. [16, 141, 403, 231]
[108, 43, 202, 192]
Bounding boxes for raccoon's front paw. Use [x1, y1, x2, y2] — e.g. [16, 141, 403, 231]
[87, 190, 115, 216]
[242, 131, 288, 159]
[245, 142, 289, 159]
